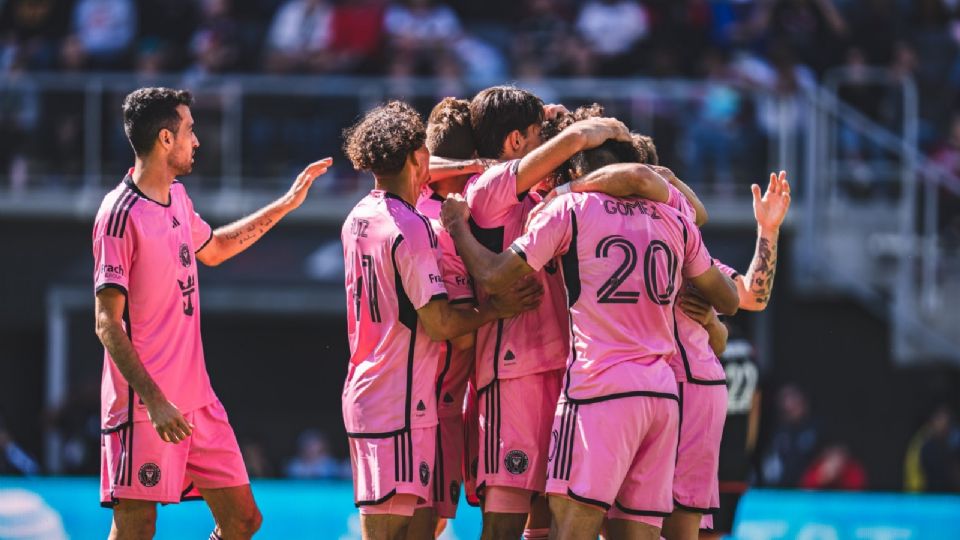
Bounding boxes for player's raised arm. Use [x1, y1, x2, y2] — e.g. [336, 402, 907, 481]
[196, 158, 332, 266]
[441, 194, 538, 295]
[95, 288, 193, 444]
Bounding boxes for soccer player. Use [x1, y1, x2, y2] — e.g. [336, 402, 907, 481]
[462, 86, 631, 540]
[340, 101, 541, 539]
[417, 97, 483, 529]
[93, 87, 333, 540]
[440, 155, 739, 540]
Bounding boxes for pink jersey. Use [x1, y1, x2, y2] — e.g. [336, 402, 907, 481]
[93, 171, 216, 430]
[714, 259, 740, 280]
[464, 161, 569, 389]
[342, 190, 448, 435]
[417, 188, 475, 419]
[510, 192, 713, 401]
[662, 187, 727, 383]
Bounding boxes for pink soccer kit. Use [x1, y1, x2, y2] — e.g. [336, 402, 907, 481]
[93, 170, 247, 506]
[464, 161, 569, 497]
[342, 190, 449, 510]
[511, 192, 714, 526]
[417, 188, 476, 518]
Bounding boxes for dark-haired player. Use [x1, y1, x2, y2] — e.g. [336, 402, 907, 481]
[93, 87, 332, 539]
[440, 149, 740, 539]
[340, 101, 541, 539]
[462, 85, 631, 540]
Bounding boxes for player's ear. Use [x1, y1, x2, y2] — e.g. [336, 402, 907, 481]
[158, 128, 174, 150]
[506, 130, 521, 154]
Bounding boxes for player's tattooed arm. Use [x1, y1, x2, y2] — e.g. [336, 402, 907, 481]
[95, 288, 193, 444]
[562, 162, 670, 203]
[197, 158, 332, 266]
[428, 156, 492, 183]
[738, 171, 790, 311]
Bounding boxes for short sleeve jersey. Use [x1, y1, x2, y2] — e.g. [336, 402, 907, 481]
[93, 171, 216, 430]
[342, 190, 448, 435]
[464, 161, 569, 389]
[417, 188, 476, 418]
[511, 193, 713, 402]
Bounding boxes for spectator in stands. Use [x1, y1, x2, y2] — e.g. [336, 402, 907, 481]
[263, 0, 334, 73]
[686, 48, 742, 191]
[0, 418, 40, 476]
[137, 0, 199, 71]
[904, 404, 960, 492]
[384, 0, 462, 76]
[324, 0, 386, 74]
[186, 0, 243, 79]
[68, 0, 138, 70]
[800, 443, 868, 490]
[760, 384, 821, 487]
[575, 0, 649, 76]
[285, 429, 349, 480]
[752, 0, 847, 73]
[511, 0, 579, 77]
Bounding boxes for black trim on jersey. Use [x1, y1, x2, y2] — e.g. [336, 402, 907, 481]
[116, 194, 138, 238]
[565, 390, 680, 405]
[106, 188, 133, 237]
[180, 483, 195, 500]
[345, 428, 408, 438]
[124, 175, 171, 207]
[509, 244, 527, 262]
[428, 293, 449, 303]
[567, 488, 610, 511]
[481, 381, 502, 474]
[95, 283, 128, 297]
[673, 499, 719, 514]
[560, 212, 580, 307]
[429, 190, 445, 202]
[675, 382, 684, 466]
[712, 258, 738, 279]
[468, 218, 505, 254]
[672, 313, 727, 386]
[391, 234, 418, 433]
[391, 431, 413, 483]
[613, 500, 671, 517]
[123, 302, 135, 487]
[356, 489, 397, 507]
[196, 229, 214, 254]
[552, 402, 578, 481]
[433, 427, 445, 503]
[449, 298, 475, 305]
[179, 496, 204, 502]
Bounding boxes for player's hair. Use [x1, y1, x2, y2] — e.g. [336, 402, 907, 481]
[632, 133, 659, 165]
[470, 86, 544, 159]
[539, 103, 641, 184]
[343, 101, 426, 176]
[426, 97, 476, 159]
[122, 87, 194, 156]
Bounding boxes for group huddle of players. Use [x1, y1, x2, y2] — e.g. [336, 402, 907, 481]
[340, 86, 791, 540]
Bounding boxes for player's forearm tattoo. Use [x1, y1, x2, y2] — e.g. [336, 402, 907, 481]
[746, 235, 778, 305]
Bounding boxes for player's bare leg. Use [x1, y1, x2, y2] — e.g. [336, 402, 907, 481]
[405, 507, 436, 540]
[523, 495, 551, 538]
[109, 499, 157, 540]
[434, 517, 448, 538]
[481, 512, 527, 540]
[605, 517, 660, 540]
[482, 486, 531, 540]
[547, 495, 603, 540]
[360, 494, 419, 540]
[661, 509, 702, 540]
[199, 485, 262, 540]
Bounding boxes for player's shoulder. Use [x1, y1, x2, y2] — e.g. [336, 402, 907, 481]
[392, 198, 437, 248]
[94, 176, 142, 235]
[467, 160, 517, 193]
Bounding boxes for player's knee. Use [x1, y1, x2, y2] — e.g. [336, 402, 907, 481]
[223, 506, 262, 538]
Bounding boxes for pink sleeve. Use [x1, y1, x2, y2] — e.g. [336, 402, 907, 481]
[93, 223, 134, 296]
[396, 224, 449, 310]
[464, 160, 522, 227]
[509, 196, 574, 271]
[666, 185, 697, 222]
[183, 190, 213, 253]
[713, 258, 739, 279]
[679, 213, 712, 279]
[440, 250, 474, 303]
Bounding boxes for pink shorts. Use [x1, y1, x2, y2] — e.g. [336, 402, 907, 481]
[433, 414, 465, 518]
[349, 426, 437, 513]
[546, 396, 679, 528]
[100, 400, 248, 506]
[477, 370, 563, 497]
[673, 382, 727, 515]
[463, 379, 480, 507]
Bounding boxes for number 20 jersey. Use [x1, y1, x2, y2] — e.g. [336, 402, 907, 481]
[510, 192, 713, 402]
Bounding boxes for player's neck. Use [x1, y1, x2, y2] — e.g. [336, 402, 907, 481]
[132, 156, 174, 205]
[374, 174, 417, 206]
[430, 175, 470, 198]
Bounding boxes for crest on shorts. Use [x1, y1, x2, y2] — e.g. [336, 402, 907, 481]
[419, 461, 430, 486]
[450, 480, 460, 501]
[138, 463, 161, 487]
[504, 450, 529, 475]
[179, 243, 191, 267]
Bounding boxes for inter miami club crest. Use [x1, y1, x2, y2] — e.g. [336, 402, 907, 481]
[179, 243, 191, 267]
[138, 463, 161, 487]
[419, 461, 430, 486]
[504, 450, 529, 475]
[450, 481, 460, 501]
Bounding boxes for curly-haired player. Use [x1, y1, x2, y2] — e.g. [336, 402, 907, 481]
[340, 101, 542, 539]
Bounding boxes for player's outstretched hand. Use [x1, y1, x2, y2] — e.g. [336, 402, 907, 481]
[752, 170, 790, 230]
[146, 399, 194, 444]
[571, 117, 632, 149]
[678, 286, 717, 327]
[490, 275, 544, 318]
[283, 157, 333, 210]
[440, 193, 470, 230]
